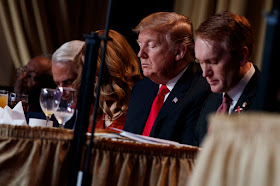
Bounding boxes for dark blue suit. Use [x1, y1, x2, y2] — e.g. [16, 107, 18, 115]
[123, 62, 211, 145]
[195, 66, 261, 146]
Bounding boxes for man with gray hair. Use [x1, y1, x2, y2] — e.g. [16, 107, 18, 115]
[52, 40, 85, 88]
[51, 40, 85, 129]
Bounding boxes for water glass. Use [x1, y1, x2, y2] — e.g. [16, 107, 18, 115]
[54, 87, 76, 128]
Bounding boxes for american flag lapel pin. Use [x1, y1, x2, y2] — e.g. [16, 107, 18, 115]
[172, 97, 178, 103]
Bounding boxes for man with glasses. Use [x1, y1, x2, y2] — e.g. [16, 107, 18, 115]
[14, 56, 56, 112]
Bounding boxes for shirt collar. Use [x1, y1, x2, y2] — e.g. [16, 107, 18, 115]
[226, 63, 255, 102]
[160, 65, 189, 92]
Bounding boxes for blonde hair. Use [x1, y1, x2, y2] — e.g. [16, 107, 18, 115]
[134, 12, 194, 59]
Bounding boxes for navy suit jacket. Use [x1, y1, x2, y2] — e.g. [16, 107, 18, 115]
[195, 66, 261, 146]
[123, 62, 211, 145]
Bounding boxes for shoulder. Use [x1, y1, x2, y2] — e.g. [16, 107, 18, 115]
[132, 77, 155, 89]
[204, 93, 221, 105]
[198, 93, 222, 115]
[187, 63, 211, 95]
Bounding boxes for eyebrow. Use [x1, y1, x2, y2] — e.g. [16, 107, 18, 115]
[137, 36, 159, 43]
[56, 79, 75, 84]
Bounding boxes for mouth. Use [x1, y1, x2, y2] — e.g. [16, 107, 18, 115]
[141, 63, 150, 68]
[207, 79, 218, 86]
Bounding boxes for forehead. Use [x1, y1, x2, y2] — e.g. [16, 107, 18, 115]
[137, 28, 165, 43]
[52, 62, 77, 80]
[27, 58, 51, 73]
[195, 38, 225, 60]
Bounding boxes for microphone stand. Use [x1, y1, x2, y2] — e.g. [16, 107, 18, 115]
[82, 0, 112, 185]
[67, 0, 112, 185]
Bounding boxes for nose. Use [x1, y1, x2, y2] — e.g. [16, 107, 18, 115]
[58, 82, 65, 87]
[201, 63, 212, 78]
[138, 46, 148, 59]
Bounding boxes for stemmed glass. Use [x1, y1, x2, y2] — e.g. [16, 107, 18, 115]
[40, 88, 61, 126]
[54, 87, 76, 128]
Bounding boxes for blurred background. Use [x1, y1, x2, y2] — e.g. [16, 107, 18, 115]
[0, 0, 273, 88]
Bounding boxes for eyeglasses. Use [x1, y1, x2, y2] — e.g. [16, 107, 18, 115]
[17, 66, 38, 81]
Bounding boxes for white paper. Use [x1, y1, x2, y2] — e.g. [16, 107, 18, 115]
[0, 101, 27, 125]
[108, 127, 194, 147]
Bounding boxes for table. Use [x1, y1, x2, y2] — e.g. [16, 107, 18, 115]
[0, 124, 198, 186]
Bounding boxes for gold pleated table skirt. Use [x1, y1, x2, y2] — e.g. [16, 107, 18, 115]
[188, 112, 280, 186]
[0, 124, 198, 186]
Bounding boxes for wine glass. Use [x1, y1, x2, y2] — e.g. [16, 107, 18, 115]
[54, 87, 76, 128]
[40, 88, 61, 126]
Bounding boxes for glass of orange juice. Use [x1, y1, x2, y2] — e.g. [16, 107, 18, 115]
[0, 90, 8, 108]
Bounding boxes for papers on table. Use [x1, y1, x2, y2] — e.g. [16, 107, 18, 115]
[106, 127, 195, 148]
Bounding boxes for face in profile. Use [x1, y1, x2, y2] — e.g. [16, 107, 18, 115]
[137, 29, 176, 84]
[195, 38, 240, 93]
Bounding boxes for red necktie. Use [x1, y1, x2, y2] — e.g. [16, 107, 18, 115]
[216, 93, 232, 114]
[142, 85, 170, 136]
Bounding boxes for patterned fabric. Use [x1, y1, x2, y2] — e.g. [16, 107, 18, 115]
[88, 113, 126, 133]
[216, 93, 232, 114]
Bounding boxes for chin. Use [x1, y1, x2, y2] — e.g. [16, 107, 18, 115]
[210, 86, 223, 93]
[143, 71, 152, 78]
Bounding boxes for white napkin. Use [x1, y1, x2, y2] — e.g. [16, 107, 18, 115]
[0, 101, 27, 125]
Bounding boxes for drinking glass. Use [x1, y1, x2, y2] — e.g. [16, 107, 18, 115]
[8, 92, 29, 112]
[54, 87, 76, 128]
[0, 90, 8, 108]
[40, 88, 61, 126]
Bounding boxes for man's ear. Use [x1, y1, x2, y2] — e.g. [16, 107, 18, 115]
[175, 45, 187, 61]
[240, 46, 249, 66]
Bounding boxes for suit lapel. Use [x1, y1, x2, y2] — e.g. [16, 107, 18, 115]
[207, 93, 223, 114]
[142, 80, 160, 118]
[154, 63, 198, 123]
[232, 67, 260, 114]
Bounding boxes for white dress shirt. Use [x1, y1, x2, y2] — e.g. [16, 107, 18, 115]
[159, 66, 189, 102]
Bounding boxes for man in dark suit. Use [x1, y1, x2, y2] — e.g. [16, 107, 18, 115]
[194, 11, 261, 146]
[123, 12, 211, 145]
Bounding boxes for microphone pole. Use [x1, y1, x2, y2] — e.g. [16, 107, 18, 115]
[67, 32, 100, 186]
[82, 0, 112, 185]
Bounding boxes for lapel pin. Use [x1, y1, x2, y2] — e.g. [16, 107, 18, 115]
[242, 102, 247, 108]
[235, 106, 243, 114]
[172, 97, 178, 103]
